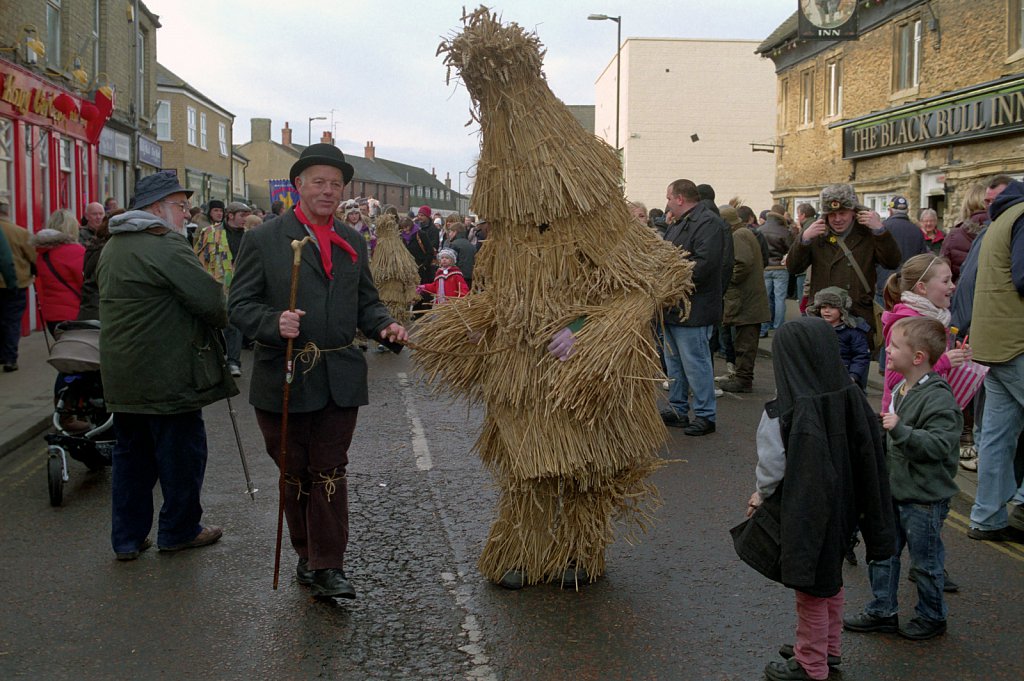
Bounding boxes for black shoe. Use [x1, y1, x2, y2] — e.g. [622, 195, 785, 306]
[497, 569, 526, 590]
[296, 557, 315, 586]
[560, 564, 591, 589]
[778, 643, 841, 668]
[115, 537, 152, 562]
[908, 567, 958, 593]
[844, 533, 860, 565]
[660, 409, 689, 428]
[683, 416, 715, 436]
[311, 568, 356, 599]
[2, 363, 16, 372]
[843, 611, 898, 633]
[717, 378, 752, 393]
[898, 616, 946, 640]
[764, 657, 813, 680]
[967, 525, 1024, 543]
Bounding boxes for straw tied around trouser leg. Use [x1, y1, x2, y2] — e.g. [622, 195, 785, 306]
[412, 8, 695, 590]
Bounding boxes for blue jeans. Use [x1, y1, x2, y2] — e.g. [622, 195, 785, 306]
[970, 353, 1024, 530]
[0, 287, 27, 365]
[867, 498, 950, 623]
[762, 269, 788, 333]
[663, 323, 716, 421]
[224, 324, 242, 367]
[111, 411, 209, 552]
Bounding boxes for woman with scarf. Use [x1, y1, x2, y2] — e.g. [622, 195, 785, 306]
[400, 215, 436, 285]
[741, 317, 895, 681]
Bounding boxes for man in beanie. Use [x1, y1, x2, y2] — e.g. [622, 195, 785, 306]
[415, 204, 441, 255]
[787, 184, 900, 350]
[98, 170, 237, 561]
[876, 195, 928, 302]
[229, 143, 408, 600]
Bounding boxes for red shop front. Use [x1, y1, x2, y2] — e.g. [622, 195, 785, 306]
[1, 57, 112, 331]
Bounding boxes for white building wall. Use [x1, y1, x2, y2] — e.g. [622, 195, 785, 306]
[595, 38, 778, 214]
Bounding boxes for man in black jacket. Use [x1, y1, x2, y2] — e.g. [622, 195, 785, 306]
[876, 195, 927, 302]
[660, 179, 728, 436]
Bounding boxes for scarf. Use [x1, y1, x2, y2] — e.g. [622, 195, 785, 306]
[899, 291, 952, 327]
[295, 203, 358, 279]
[400, 222, 420, 245]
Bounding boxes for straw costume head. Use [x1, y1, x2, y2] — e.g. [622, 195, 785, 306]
[413, 7, 694, 586]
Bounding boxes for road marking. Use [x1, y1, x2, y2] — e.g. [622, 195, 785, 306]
[0, 451, 44, 485]
[397, 372, 432, 471]
[441, 571, 497, 681]
[947, 509, 1024, 561]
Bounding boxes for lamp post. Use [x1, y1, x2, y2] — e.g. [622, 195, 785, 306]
[458, 170, 469, 213]
[587, 13, 621, 154]
[308, 115, 326, 145]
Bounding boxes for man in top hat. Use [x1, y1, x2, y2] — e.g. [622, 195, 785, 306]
[98, 170, 238, 561]
[229, 143, 408, 600]
[786, 184, 900, 349]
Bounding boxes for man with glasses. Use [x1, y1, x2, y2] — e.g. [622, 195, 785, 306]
[98, 170, 238, 561]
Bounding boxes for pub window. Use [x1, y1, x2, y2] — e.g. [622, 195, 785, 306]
[779, 78, 789, 129]
[1011, 0, 1024, 56]
[800, 69, 814, 126]
[155, 101, 171, 140]
[218, 123, 227, 156]
[826, 59, 843, 117]
[199, 112, 207, 150]
[895, 18, 922, 92]
[46, 0, 62, 68]
[187, 107, 197, 146]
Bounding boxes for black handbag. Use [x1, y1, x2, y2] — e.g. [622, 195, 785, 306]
[730, 485, 783, 583]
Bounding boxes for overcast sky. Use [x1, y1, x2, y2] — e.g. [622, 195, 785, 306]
[151, 0, 795, 193]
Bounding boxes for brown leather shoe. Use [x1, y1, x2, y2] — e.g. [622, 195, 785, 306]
[158, 525, 223, 552]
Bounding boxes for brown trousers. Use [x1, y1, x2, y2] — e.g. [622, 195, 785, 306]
[255, 403, 358, 570]
[730, 323, 761, 386]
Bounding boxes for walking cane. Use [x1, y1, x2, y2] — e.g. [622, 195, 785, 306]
[273, 236, 312, 590]
[226, 395, 258, 502]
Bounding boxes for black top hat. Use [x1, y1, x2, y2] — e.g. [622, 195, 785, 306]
[130, 170, 193, 210]
[289, 143, 355, 188]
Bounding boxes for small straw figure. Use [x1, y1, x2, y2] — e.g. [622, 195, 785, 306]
[413, 7, 694, 588]
[370, 213, 420, 326]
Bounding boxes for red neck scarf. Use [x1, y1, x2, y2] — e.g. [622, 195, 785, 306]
[294, 203, 358, 279]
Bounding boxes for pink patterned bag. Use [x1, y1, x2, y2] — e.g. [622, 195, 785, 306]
[945, 360, 988, 409]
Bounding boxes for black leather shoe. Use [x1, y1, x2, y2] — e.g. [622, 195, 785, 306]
[898, 616, 946, 640]
[843, 611, 898, 633]
[778, 643, 841, 668]
[560, 564, 591, 589]
[967, 525, 1024, 543]
[764, 657, 814, 680]
[311, 568, 357, 599]
[296, 557, 315, 586]
[660, 409, 689, 428]
[683, 416, 715, 436]
[497, 569, 526, 590]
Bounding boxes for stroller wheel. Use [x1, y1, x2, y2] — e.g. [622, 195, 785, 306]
[47, 455, 64, 507]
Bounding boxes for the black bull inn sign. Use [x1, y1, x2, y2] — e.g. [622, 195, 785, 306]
[836, 77, 1024, 160]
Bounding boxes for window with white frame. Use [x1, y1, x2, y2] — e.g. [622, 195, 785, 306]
[187, 107, 197, 146]
[793, 196, 821, 217]
[92, 0, 100, 76]
[46, 0, 62, 68]
[156, 101, 171, 140]
[894, 18, 921, 92]
[137, 30, 147, 117]
[779, 78, 789, 130]
[199, 112, 207, 150]
[218, 122, 227, 156]
[864, 192, 897, 220]
[0, 119, 12, 204]
[826, 59, 843, 117]
[800, 69, 814, 126]
[1011, 0, 1024, 56]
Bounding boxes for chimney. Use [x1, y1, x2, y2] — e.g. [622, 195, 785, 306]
[431, 167, 436, 177]
[320, 130, 334, 144]
[252, 118, 271, 142]
[364, 140, 375, 160]
[281, 122, 292, 147]
[444, 172, 451, 189]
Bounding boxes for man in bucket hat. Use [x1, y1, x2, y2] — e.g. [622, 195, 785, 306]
[786, 183, 901, 350]
[98, 170, 238, 561]
[229, 143, 408, 600]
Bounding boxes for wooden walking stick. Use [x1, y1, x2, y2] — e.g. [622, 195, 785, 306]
[273, 236, 312, 589]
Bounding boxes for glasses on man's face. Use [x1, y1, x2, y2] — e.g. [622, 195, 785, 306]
[162, 200, 190, 212]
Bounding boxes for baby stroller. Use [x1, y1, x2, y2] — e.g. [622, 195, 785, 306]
[44, 320, 114, 506]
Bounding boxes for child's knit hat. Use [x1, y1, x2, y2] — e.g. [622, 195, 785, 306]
[437, 248, 457, 263]
[808, 286, 855, 326]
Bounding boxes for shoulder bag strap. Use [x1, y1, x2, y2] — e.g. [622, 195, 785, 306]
[835, 237, 872, 294]
[42, 251, 80, 296]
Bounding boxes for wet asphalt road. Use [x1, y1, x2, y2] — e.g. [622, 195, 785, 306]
[1, 347, 1022, 680]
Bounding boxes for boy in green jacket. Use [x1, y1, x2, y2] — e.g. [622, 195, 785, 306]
[844, 316, 962, 641]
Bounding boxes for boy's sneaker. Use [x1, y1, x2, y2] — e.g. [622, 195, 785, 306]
[898, 616, 946, 640]
[843, 611, 898, 633]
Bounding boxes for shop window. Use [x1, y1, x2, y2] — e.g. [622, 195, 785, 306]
[46, 0, 62, 69]
[894, 18, 921, 93]
[826, 59, 843, 117]
[187, 107, 197, 146]
[1011, 0, 1024, 57]
[58, 138, 72, 209]
[156, 101, 171, 140]
[0, 119, 12, 204]
[218, 123, 227, 156]
[200, 113, 207, 150]
[864, 192, 896, 220]
[800, 69, 814, 126]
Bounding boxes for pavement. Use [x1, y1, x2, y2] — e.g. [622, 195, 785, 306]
[0, 301, 980, 503]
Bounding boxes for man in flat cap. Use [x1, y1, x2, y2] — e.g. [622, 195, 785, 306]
[98, 170, 238, 561]
[229, 143, 408, 600]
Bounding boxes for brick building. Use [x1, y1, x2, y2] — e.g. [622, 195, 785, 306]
[758, 0, 1024, 223]
[155, 63, 234, 208]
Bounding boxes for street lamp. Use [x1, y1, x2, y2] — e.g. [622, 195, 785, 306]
[587, 13, 621, 154]
[308, 115, 326, 145]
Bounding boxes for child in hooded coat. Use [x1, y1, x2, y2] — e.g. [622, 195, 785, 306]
[416, 248, 468, 306]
